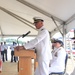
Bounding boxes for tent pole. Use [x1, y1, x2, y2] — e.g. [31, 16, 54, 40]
[62, 23, 66, 50]
[65, 14, 75, 25]
[51, 16, 63, 36]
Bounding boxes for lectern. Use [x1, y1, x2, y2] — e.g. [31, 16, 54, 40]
[14, 49, 36, 75]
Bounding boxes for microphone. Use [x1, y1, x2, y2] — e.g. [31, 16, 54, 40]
[17, 31, 31, 47]
[22, 31, 31, 38]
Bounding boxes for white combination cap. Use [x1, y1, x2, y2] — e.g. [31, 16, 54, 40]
[33, 17, 44, 23]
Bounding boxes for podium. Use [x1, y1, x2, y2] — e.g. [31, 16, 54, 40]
[14, 49, 36, 75]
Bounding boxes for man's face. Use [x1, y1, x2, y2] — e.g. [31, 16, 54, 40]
[34, 21, 43, 29]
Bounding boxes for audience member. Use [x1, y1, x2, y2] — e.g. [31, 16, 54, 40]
[4, 42, 8, 61]
[0, 42, 5, 62]
[10, 42, 17, 62]
[49, 40, 66, 74]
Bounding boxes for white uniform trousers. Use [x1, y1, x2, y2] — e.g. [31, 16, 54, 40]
[34, 60, 49, 75]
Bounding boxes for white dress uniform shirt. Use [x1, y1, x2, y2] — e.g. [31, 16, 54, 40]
[24, 26, 52, 75]
[49, 47, 66, 74]
[4, 44, 8, 50]
[1, 45, 4, 51]
[10, 44, 16, 51]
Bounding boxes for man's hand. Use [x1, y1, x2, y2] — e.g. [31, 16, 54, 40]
[15, 46, 25, 50]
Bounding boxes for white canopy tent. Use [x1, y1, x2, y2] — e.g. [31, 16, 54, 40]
[0, 0, 75, 38]
[1, 0, 75, 74]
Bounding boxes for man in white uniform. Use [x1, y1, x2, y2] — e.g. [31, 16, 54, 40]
[1, 42, 5, 62]
[16, 17, 52, 75]
[10, 42, 17, 62]
[4, 42, 8, 61]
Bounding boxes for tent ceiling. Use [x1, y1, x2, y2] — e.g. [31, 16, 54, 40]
[0, 0, 75, 37]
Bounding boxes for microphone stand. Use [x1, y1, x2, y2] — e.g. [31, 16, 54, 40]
[16, 31, 31, 50]
[17, 35, 22, 50]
